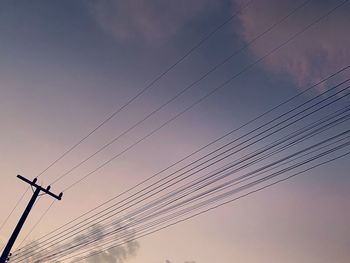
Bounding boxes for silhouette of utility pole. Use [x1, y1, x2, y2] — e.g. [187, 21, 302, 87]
[0, 175, 62, 263]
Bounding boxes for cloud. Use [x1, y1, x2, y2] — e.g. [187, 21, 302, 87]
[87, 0, 216, 45]
[234, 0, 350, 89]
[14, 221, 139, 263]
[85, 241, 139, 263]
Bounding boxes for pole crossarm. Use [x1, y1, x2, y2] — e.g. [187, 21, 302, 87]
[16, 175, 63, 200]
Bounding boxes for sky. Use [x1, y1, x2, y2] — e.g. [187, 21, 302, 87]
[0, 0, 349, 262]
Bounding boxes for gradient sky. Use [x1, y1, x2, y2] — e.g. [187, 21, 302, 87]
[0, 0, 350, 262]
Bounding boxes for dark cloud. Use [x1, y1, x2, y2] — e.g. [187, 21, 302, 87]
[87, 0, 217, 45]
[85, 240, 139, 263]
[234, 0, 350, 90]
[14, 220, 139, 263]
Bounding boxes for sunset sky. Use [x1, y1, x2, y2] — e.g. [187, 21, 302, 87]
[0, 0, 349, 263]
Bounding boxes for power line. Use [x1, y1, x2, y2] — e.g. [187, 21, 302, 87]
[25, 2, 349, 250]
[59, 143, 350, 262]
[50, 0, 312, 186]
[37, 0, 254, 180]
[13, 118, 349, 263]
[70, 147, 348, 263]
[13, 70, 350, 259]
[13, 83, 346, 262]
[5, 1, 350, 262]
[61, 0, 343, 192]
[0, 188, 28, 236]
[13, 201, 55, 251]
[23, 136, 349, 262]
[9, 0, 348, 256]
[18, 63, 349, 254]
[32, 138, 350, 262]
[0, 0, 254, 249]
[47, 79, 350, 260]
[60, 116, 350, 256]
[115, 113, 350, 226]
[51, 84, 349, 244]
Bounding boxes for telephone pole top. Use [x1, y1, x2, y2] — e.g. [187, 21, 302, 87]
[0, 175, 62, 263]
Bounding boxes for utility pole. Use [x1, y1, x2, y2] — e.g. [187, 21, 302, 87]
[0, 175, 62, 263]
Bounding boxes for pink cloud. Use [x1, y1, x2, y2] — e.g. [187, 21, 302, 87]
[87, 0, 217, 45]
[234, 0, 350, 89]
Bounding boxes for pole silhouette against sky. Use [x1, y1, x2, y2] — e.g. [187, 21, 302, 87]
[0, 175, 62, 263]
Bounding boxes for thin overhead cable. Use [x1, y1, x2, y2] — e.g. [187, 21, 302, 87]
[12, 0, 350, 258]
[14, 73, 350, 258]
[1, 0, 255, 248]
[12, 85, 350, 261]
[0, 188, 28, 235]
[50, 0, 312, 186]
[33, 138, 350, 262]
[15, 123, 350, 262]
[14, 201, 55, 251]
[62, 0, 345, 192]
[20, 63, 349, 252]
[20, 136, 350, 262]
[39, 0, 254, 179]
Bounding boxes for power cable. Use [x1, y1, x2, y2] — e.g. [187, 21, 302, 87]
[0, 0, 254, 243]
[62, 0, 346, 192]
[13, 85, 350, 262]
[17, 63, 349, 254]
[12, 1, 350, 256]
[36, 139, 350, 262]
[13, 75, 350, 259]
[50, 0, 312, 186]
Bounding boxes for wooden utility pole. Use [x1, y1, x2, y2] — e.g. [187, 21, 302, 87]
[0, 175, 62, 263]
